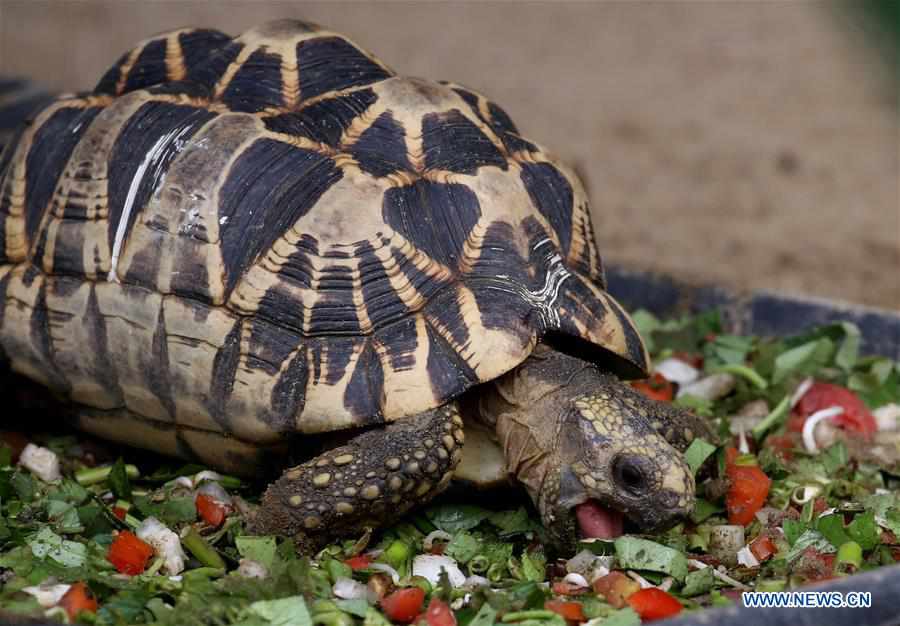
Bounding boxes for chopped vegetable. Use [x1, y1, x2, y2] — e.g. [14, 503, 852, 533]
[107, 530, 154, 575]
[196, 493, 228, 527]
[626, 588, 683, 621]
[630, 373, 674, 402]
[425, 597, 457, 626]
[749, 536, 777, 562]
[544, 599, 586, 622]
[725, 447, 771, 526]
[57, 582, 98, 621]
[345, 555, 373, 570]
[791, 382, 877, 437]
[592, 571, 641, 608]
[380, 587, 425, 623]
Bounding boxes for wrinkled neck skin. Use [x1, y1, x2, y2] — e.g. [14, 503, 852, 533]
[477, 345, 695, 551]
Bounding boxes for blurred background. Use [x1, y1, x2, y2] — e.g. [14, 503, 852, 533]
[1, 1, 897, 308]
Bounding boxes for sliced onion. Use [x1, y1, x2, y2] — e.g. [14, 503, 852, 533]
[802, 406, 844, 453]
[657, 577, 674, 592]
[172, 476, 194, 490]
[462, 575, 490, 590]
[790, 377, 815, 409]
[237, 559, 268, 579]
[412, 554, 466, 587]
[677, 373, 736, 401]
[736, 546, 760, 568]
[193, 470, 223, 486]
[18, 444, 61, 483]
[654, 358, 700, 386]
[22, 583, 70, 607]
[423, 530, 452, 551]
[565, 549, 598, 575]
[333, 577, 369, 600]
[626, 571, 653, 589]
[195, 480, 232, 505]
[369, 562, 400, 584]
[737, 424, 750, 454]
[136, 516, 186, 575]
[562, 573, 589, 588]
[874, 403, 900, 432]
[791, 484, 822, 505]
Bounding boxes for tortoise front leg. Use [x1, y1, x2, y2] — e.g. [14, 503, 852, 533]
[253, 403, 465, 552]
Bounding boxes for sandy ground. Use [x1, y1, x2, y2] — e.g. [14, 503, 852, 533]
[1, 1, 897, 309]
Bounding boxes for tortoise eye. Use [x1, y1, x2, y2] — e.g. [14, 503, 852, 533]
[613, 455, 648, 497]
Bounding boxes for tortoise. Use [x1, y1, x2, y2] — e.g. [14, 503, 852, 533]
[0, 19, 711, 552]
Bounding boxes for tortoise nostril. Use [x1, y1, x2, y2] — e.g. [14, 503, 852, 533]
[613, 456, 647, 496]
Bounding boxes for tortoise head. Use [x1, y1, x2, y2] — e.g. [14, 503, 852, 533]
[484, 348, 695, 552]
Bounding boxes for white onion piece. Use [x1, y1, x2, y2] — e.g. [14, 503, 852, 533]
[657, 577, 674, 592]
[590, 564, 610, 582]
[737, 425, 750, 454]
[565, 549, 598, 575]
[874, 404, 900, 432]
[462, 575, 490, 590]
[172, 476, 194, 490]
[22, 583, 70, 607]
[562, 573, 590, 588]
[194, 480, 232, 505]
[423, 530, 452, 551]
[237, 559, 268, 579]
[333, 577, 369, 600]
[412, 554, 466, 587]
[654, 358, 700, 386]
[136, 517, 186, 575]
[790, 378, 815, 409]
[687, 559, 708, 570]
[677, 373, 736, 401]
[450, 594, 472, 610]
[802, 406, 844, 453]
[193, 470, 223, 486]
[18, 444, 61, 483]
[626, 571, 653, 589]
[369, 562, 400, 584]
[713, 566, 751, 590]
[791, 484, 822, 505]
[736, 546, 760, 568]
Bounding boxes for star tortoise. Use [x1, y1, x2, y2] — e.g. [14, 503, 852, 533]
[0, 19, 711, 551]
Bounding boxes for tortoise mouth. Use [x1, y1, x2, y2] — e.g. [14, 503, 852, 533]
[574, 499, 625, 539]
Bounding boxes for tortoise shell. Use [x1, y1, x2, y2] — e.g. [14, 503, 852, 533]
[0, 20, 648, 458]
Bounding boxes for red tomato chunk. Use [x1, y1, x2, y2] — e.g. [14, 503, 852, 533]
[626, 588, 683, 621]
[544, 599, 586, 622]
[57, 582, 99, 621]
[425, 597, 457, 626]
[107, 530, 154, 575]
[630, 373, 675, 402]
[196, 493, 228, 527]
[725, 447, 771, 526]
[790, 382, 877, 438]
[381, 587, 425, 623]
[593, 571, 641, 609]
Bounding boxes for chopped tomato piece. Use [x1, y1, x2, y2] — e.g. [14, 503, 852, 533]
[112, 506, 127, 520]
[630, 373, 675, 402]
[544, 600, 585, 622]
[795, 548, 836, 583]
[425, 597, 457, 626]
[749, 535, 777, 562]
[673, 351, 703, 369]
[57, 582, 98, 621]
[107, 530, 154, 575]
[764, 434, 796, 461]
[195, 493, 228, 527]
[626, 588, 683, 621]
[551, 580, 587, 596]
[725, 447, 771, 526]
[381, 587, 426, 623]
[592, 571, 640, 609]
[345, 555, 372, 570]
[791, 382, 877, 438]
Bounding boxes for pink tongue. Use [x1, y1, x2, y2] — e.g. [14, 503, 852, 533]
[575, 500, 624, 539]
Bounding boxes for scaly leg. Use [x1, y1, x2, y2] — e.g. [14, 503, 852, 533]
[253, 403, 465, 551]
